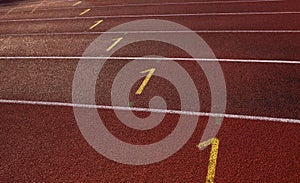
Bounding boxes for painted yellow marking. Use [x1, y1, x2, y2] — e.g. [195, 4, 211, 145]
[106, 37, 123, 51]
[72, 1, 82, 6]
[197, 138, 220, 183]
[89, 19, 103, 30]
[7, 8, 15, 14]
[0, 8, 16, 19]
[80, 8, 90, 16]
[196, 139, 214, 149]
[31, 0, 46, 13]
[136, 68, 156, 95]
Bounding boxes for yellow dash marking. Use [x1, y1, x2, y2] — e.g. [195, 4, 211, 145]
[72, 1, 82, 6]
[0, 8, 15, 19]
[106, 37, 123, 51]
[31, 0, 46, 13]
[197, 138, 220, 183]
[196, 139, 214, 149]
[80, 8, 90, 16]
[89, 19, 103, 30]
[136, 68, 156, 95]
[7, 8, 15, 14]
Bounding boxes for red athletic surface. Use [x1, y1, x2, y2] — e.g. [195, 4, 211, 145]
[0, 0, 299, 182]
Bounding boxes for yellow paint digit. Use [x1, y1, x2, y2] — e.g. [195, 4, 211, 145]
[135, 68, 156, 95]
[80, 8, 90, 16]
[106, 37, 123, 51]
[89, 19, 103, 30]
[72, 1, 82, 6]
[197, 138, 220, 183]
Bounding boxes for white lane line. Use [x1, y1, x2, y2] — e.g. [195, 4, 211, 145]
[25, 0, 284, 12]
[0, 11, 299, 23]
[0, 30, 299, 37]
[0, 99, 299, 124]
[0, 56, 299, 64]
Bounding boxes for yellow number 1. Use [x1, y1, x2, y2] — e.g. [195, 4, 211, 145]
[197, 138, 220, 183]
[106, 37, 123, 52]
[135, 68, 156, 95]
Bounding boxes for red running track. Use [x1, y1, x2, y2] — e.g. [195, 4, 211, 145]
[0, 0, 299, 182]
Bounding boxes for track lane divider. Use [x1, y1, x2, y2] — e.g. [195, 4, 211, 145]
[0, 99, 299, 123]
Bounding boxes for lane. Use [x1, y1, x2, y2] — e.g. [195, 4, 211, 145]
[0, 0, 288, 13]
[1, 33, 300, 61]
[0, 0, 298, 20]
[0, 57, 299, 119]
[0, 103, 299, 182]
[1, 14, 300, 36]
